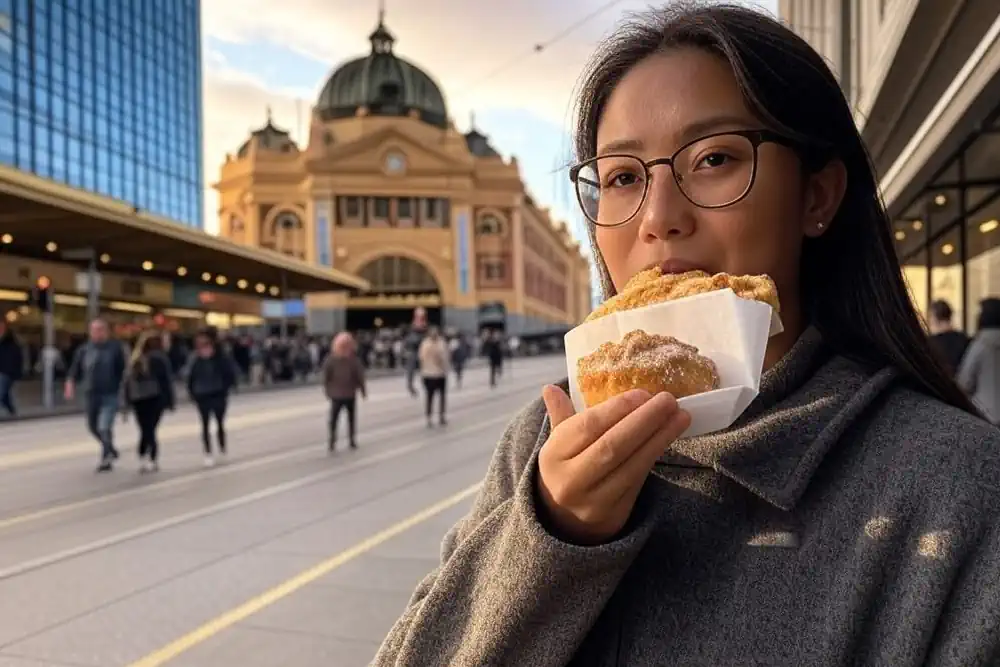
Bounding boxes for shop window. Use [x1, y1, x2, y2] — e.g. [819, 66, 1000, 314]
[930, 226, 963, 332]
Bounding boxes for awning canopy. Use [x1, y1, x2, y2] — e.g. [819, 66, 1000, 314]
[0, 165, 369, 298]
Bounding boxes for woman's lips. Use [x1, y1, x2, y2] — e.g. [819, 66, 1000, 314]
[648, 259, 707, 275]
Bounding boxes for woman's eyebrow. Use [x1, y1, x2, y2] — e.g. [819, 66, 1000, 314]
[596, 114, 757, 157]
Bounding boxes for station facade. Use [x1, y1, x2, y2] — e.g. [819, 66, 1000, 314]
[781, 0, 1000, 332]
[214, 16, 593, 336]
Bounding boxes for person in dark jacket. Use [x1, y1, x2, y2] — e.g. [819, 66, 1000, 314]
[322, 332, 367, 452]
[957, 298, 1000, 424]
[928, 299, 970, 376]
[372, 5, 1000, 666]
[65, 319, 127, 472]
[482, 330, 504, 388]
[185, 328, 237, 467]
[0, 320, 23, 416]
[124, 330, 174, 473]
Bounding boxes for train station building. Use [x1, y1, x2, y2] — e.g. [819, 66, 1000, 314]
[213, 15, 593, 336]
[781, 0, 1000, 332]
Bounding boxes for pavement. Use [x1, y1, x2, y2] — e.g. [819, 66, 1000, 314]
[0, 356, 565, 667]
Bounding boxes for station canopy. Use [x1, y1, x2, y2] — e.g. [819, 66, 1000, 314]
[0, 165, 368, 298]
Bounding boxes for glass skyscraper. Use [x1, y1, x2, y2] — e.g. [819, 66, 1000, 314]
[0, 0, 203, 228]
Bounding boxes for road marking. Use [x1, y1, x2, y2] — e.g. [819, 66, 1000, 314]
[0, 414, 506, 581]
[128, 481, 481, 667]
[0, 413, 430, 532]
[0, 366, 555, 470]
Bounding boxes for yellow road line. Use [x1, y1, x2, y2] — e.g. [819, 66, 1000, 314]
[128, 482, 481, 667]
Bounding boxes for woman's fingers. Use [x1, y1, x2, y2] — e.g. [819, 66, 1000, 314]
[549, 389, 652, 460]
[601, 407, 692, 506]
[542, 385, 576, 429]
[572, 392, 679, 484]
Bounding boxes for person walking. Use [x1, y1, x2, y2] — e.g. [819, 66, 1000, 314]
[322, 332, 367, 452]
[449, 333, 470, 388]
[65, 319, 127, 472]
[482, 330, 504, 388]
[928, 299, 970, 376]
[418, 326, 449, 427]
[186, 328, 237, 467]
[124, 330, 174, 473]
[0, 320, 24, 416]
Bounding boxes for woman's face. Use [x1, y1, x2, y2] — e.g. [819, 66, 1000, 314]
[593, 48, 843, 333]
[195, 335, 214, 358]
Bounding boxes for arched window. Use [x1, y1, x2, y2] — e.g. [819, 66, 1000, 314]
[476, 213, 504, 236]
[358, 256, 439, 294]
[269, 211, 303, 257]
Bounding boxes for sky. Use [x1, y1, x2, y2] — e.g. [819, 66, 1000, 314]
[200, 0, 779, 246]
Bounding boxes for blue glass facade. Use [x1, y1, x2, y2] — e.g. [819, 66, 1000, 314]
[0, 0, 203, 228]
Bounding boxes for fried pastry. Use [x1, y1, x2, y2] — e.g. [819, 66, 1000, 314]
[577, 329, 720, 407]
[586, 268, 779, 323]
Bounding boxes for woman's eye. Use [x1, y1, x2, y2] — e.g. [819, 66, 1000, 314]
[606, 171, 641, 188]
[695, 152, 732, 169]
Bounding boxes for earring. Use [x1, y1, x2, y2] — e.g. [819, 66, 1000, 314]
[817, 222, 825, 230]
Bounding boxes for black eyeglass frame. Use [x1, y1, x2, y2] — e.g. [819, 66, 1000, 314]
[569, 129, 797, 228]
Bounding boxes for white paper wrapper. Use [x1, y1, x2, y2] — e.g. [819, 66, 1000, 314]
[565, 289, 783, 438]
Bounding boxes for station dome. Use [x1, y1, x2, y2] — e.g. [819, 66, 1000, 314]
[315, 13, 448, 128]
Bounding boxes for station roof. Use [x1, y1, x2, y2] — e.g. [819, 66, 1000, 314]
[0, 165, 369, 297]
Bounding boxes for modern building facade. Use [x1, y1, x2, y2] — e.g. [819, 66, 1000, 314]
[781, 0, 1000, 333]
[0, 0, 203, 227]
[214, 16, 592, 336]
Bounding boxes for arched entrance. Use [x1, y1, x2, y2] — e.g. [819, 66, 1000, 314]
[347, 255, 442, 330]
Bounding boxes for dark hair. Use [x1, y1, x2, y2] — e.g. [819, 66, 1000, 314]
[930, 300, 953, 322]
[978, 299, 1000, 330]
[572, 2, 978, 414]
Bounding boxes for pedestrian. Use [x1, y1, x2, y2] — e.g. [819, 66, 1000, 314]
[322, 332, 367, 452]
[124, 330, 174, 473]
[65, 319, 127, 472]
[0, 320, 24, 416]
[418, 326, 449, 427]
[928, 299, 970, 376]
[957, 298, 1000, 423]
[482, 330, 504, 388]
[185, 328, 237, 467]
[372, 4, 1000, 665]
[449, 333, 470, 388]
[404, 308, 427, 397]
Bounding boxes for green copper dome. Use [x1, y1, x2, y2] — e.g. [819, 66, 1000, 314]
[315, 16, 448, 128]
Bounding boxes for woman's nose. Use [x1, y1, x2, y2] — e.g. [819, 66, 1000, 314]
[635, 173, 696, 242]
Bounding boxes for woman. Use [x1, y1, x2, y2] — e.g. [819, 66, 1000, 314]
[322, 332, 367, 452]
[957, 298, 1000, 423]
[186, 328, 236, 467]
[124, 330, 174, 473]
[418, 326, 449, 427]
[373, 5, 1000, 666]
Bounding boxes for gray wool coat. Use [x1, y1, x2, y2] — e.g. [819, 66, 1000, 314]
[373, 327, 1000, 666]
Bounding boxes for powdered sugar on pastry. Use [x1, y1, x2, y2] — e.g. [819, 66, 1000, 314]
[585, 268, 779, 323]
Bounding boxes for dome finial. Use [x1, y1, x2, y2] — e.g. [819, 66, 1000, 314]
[370, 0, 394, 54]
[266, 105, 273, 125]
[469, 110, 476, 131]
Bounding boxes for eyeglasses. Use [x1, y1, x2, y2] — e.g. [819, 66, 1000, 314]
[569, 129, 794, 228]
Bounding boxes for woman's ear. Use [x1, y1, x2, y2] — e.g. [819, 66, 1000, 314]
[802, 159, 847, 238]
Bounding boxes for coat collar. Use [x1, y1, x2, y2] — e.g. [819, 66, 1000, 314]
[659, 327, 898, 510]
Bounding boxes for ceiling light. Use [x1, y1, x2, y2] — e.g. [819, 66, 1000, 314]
[980, 219, 999, 234]
[895, 230, 905, 241]
[255, 283, 266, 293]
[912, 220, 923, 231]
[215, 275, 228, 286]
[268, 286, 280, 296]
[201, 272, 212, 281]
[142, 261, 153, 271]
[177, 266, 188, 276]
[942, 243, 955, 255]
[1, 234, 12, 244]
[45, 242, 57, 252]
[237, 279, 248, 289]
[934, 194, 947, 206]
[99, 253, 111, 263]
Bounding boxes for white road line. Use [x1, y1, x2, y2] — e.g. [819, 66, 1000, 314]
[0, 414, 507, 581]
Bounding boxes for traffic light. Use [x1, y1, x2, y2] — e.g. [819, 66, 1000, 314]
[31, 276, 52, 313]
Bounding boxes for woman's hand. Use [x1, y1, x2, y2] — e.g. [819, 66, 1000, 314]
[537, 385, 690, 546]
